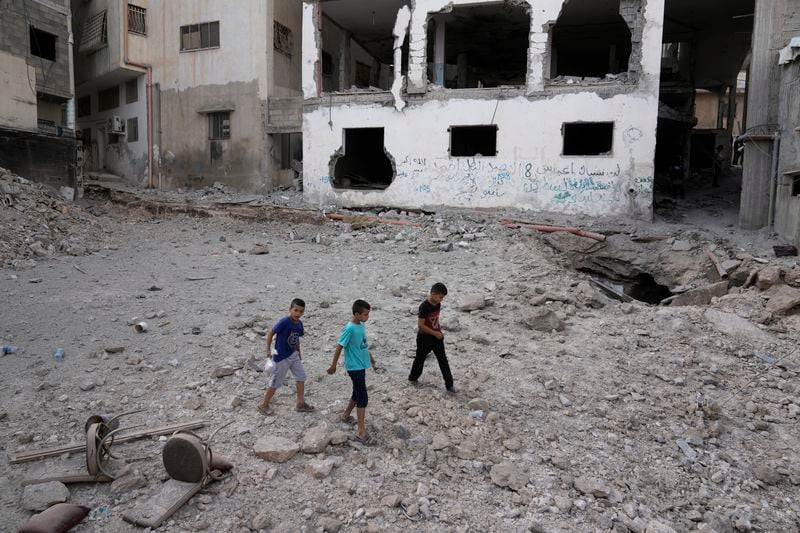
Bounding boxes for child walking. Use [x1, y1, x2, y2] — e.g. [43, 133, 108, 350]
[257, 298, 315, 415]
[408, 283, 455, 393]
[327, 299, 375, 444]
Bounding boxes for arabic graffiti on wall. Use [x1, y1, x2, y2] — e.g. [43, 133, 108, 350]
[394, 155, 634, 206]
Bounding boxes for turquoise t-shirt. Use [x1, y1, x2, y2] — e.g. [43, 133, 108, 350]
[338, 321, 370, 371]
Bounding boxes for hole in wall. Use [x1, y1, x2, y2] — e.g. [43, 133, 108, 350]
[426, 2, 531, 88]
[550, 0, 631, 79]
[449, 125, 498, 157]
[562, 122, 614, 156]
[333, 128, 394, 190]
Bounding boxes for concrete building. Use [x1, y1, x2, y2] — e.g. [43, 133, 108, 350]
[739, 0, 800, 247]
[71, 0, 302, 191]
[301, 0, 665, 219]
[0, 0, 77, 188]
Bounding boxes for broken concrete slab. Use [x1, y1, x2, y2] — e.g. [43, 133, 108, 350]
[756, 266, 782, 290]
[301, 423, 331, 454]
[520, 309, 565, 332]
[669, 281, 729, 306]
[704, 309, 771, 342]
[22, 480, 69, 511]
[490, 463, 528, 491]
[764, 284, 800, 314]
[254, 436, 299, 463]
[457, 293, 489, 312]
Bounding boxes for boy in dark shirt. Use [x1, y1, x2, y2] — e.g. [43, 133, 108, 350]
[408, 283, 455, 393]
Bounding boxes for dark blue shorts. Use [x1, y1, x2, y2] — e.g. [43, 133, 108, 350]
[348, 369, 368, 408]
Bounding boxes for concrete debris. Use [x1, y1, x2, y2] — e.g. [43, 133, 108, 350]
[490, 463, 528, 491]
[21, 481, 69, 511]
[254, 436, 299, 463]
[755, 266, 782, 290]
[457, 293, 489, 311]
[764, 284, 800, 314]
[521, 309, 566, 332]
[669, 281, 729, 306]
[301, 423, 331, 454]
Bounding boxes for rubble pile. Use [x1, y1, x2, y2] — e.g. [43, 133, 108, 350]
[0, 191, 798, 531]
[0, 167, 109, 268]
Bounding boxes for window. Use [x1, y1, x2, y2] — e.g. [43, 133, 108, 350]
[180, 21, 220, 51]
[79, 11, 108, 54]
[30, 27, 56, 61]
[127, 117, 139, 142]
[449, 125, 498, 157]
[98, 86, 119, 112]
[562, 122, 614, 156]
[279, 133, 303, 170]
[128, 4, 147, 35]
[77, 96, 91, 117]
[321, 50, 333, 76]
[126, 79, 138, 104]
[274, 21, 292, 57]
[208, 112, 230, 140]
[792, 175, 800, 197]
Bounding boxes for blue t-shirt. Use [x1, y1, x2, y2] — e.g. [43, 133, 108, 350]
[272, 316, 304, 362]
[338, 321, 370, 371]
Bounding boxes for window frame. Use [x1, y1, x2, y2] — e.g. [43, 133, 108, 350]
[128, 4, 147, 36]
[561, 122, 615, 157]
[208, 111, 231, 140]
[77, 95, 91, 118]
[126, 117, 139, 143]
[180, 21, 220, 52]
[30, 26, 57, 61]
[448, 125, 499, 158]
[274, 21, 293, 57]
[98, 85, 120, 112]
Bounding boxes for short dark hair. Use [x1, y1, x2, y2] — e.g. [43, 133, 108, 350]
[352, 299, 371, 315]
[290, 298, 305, 309]
[431, 282, 448, 295]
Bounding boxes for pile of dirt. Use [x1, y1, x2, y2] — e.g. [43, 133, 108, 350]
[0, 167, 110, 268]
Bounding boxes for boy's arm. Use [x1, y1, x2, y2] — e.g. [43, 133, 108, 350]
[296, 338, 301, 358]
[327, 345, 343, 374]
[369, 350, 376, 369]
[417, 318, 444, 339]
[265, 330, 275, 358]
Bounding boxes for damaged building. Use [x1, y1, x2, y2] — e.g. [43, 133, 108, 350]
[301, 0, 666, 218]
[71, 0, 303, 191]
[0, 0, 78, 189]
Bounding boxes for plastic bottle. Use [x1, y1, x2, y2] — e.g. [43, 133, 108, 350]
[2, 345, 18, 355]
[54, 348, 65, 362]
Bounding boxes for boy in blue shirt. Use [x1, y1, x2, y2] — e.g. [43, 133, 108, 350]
[327, 299, 375, 444]
[257, 298, 315, 415]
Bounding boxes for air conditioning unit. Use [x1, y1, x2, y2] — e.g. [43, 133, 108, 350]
[107, 116, 125, 134]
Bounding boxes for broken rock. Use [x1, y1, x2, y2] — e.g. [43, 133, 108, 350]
[521, 309, 565, 332]
[22, 481, 69, 511]
[704, 309, 770, 342]
[669, 281, 729, 306]
[573, 476, 612, 499]
[254, 436, 299, 463]
[756, 266, 782, 291]
[490, 462, 528, 491]
[301, 423, 331, 454]
[457, 293, 488, 312]
[764, 284, 800, 314]
[306, 458, 336, 479]
[211, 366, 236, 378]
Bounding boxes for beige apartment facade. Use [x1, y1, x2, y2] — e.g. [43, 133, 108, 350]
[72, 0, 302, 191]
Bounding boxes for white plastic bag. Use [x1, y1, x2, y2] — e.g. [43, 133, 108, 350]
[264, 348, 277, 375]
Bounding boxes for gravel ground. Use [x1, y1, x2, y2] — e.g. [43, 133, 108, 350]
[1, 193, 799, 533]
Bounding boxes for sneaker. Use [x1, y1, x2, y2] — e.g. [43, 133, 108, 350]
[445, 385, 457, 394]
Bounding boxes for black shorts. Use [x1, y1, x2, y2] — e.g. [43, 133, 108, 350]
[348, 369, 368, 408]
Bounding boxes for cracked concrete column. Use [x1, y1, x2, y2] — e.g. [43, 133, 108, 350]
[432, 17, 446, 87]
[339, 31, 352, 90]
[526, 1, 566, 95]
[302, 1, 320, 99]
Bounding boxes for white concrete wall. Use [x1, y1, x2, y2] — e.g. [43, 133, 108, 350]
[76, 75, 148, 183]
[302, 0, 664, 219]
[0, 50, 37, 130]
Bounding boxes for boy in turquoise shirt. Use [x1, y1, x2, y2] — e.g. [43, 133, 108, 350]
[327, 299, 375, 444]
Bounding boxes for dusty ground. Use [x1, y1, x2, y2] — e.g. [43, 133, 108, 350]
[1, 171, 799, 533]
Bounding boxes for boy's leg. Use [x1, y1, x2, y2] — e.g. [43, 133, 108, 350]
[341, 399, 356, 421]
[288, 354, 313, 411]
[432, 339, 454, 389]
[356, 407, 366, 438]
[258, 358, 289, 412]
[348, 370, 369, 438]
[408, 336, 431, 382]
[258, 387, 277, 409]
